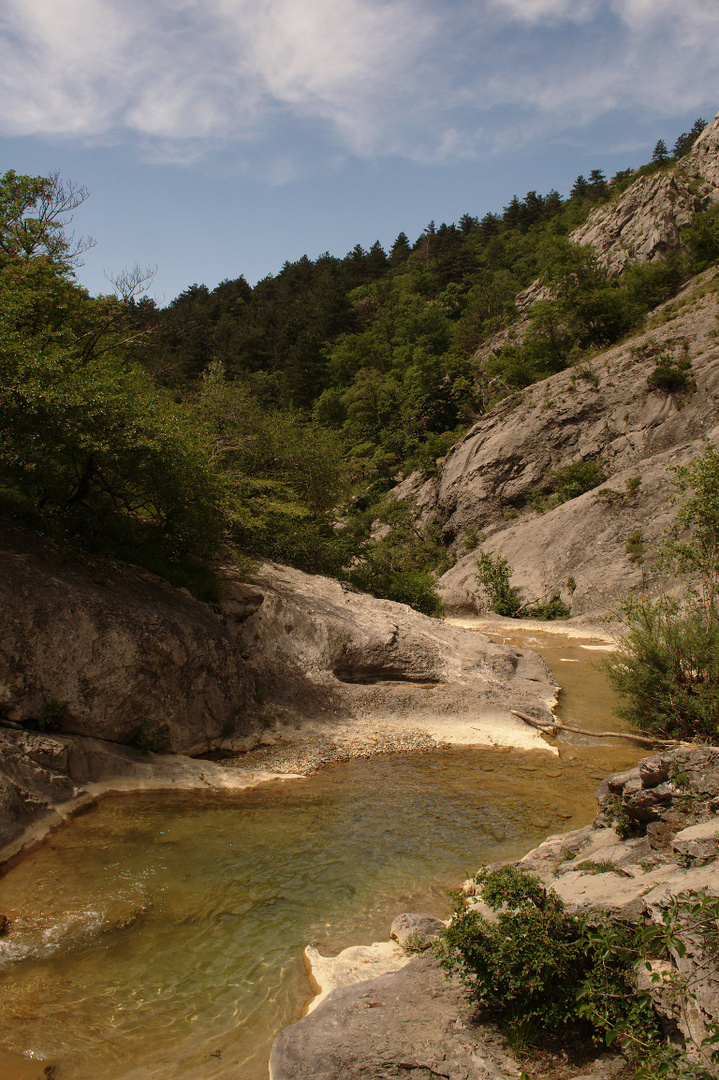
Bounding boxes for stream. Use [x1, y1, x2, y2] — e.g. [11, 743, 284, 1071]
[0, 628, 641, 1080]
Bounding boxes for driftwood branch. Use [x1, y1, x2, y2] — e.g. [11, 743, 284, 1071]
[510, 710, 679, 748]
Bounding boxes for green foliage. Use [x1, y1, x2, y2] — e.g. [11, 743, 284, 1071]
[437, 868, 588, 1031]
[485, 247, 680, 398]
[0, 169, 92, 270]
[36, 698, 68, 732]
[522, 593, 571, 620]
[345, 499, 447, 616]
[605, 593, 719, 740]
[126, 720, 167, 754]
[197, 360, 350, 575]
[605, 446, 719, 740]
[647, 355, 693, 393]
[528, 458, 608, 514]
[625, 529, 646, 564]
[549, 458, 608, 503]
[602, 794, 642, 839]
[0, 171, 222, 578]
[475, 552, 521, 616]
[476, 553, 570, 619]
[683, 206, 719, 272]
[438, 869, 719, 1077]
[673, 119, 708, 159]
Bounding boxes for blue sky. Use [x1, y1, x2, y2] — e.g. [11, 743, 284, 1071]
[2, 0, 718, 306]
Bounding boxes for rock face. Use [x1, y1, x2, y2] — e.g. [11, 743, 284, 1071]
[223, 558, 557, 750]
[396, 268, 719, 615]
[272, 748, 719, 1079]
[570, 113, 719, 276]
[270, 954, 525, 1080]
[391, 117, 719, 618]
[0, 523, 256, 753]
[0, 726, 293, 860]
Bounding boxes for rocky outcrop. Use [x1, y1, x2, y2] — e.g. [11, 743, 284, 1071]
[0, 524, 560, 854]
[0, 523, 256, 753]
[0, 726, 294, 862]
[270, 954, 527, 1080]
[570, 113, 719, 276]
[469, 116, 719, 369]
[272, 748, 719, 1079]
[396, 269, 719, 615]
[224, 558, 557, 751]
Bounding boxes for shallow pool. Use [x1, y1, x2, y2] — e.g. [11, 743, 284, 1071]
[0, 633, 640, 1080]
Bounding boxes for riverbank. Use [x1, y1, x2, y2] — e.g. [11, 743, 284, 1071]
[0, 621, 643, 1080]
[271, 745, 719, 1080]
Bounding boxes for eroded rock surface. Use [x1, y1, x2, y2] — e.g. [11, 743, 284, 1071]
[0, 525, 558, 854]
[403, 270, 719, 615]
[570, 113, 719, 275]
[0, 523, 255, 753]
[270, 954, 525, 1080]
[225, 559, 557, 752]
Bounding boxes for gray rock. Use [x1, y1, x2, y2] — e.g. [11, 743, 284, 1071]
[0, 522, 255, 753]
[269, 955, 522, 1080]
[673, 820, 719, 866]
[390, 913, 446, 950]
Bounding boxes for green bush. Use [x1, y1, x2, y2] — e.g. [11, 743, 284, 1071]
[437, 868, 719, 1076]
[522, 593, 571, 620]
[36, 698, 68, 732]
[604, 593, 719, 740]
[647, 356, 692, 393]
[605, 446, 719, 740]
[475, 552, 521, 616]
[549, 458, 608, 503]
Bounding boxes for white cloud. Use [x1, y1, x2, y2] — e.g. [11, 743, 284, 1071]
[0, 0, 717, 166]
[489, 0, 600, 24]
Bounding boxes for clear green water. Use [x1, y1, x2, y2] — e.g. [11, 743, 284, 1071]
[0, 634, 640, 1080]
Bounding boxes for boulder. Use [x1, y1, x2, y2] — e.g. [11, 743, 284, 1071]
[390, 912, 446, 950]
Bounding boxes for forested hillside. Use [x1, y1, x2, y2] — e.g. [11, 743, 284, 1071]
[2, 116, 717, 613]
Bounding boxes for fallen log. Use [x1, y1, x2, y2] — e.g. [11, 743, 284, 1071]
[510, 710, 680, 749]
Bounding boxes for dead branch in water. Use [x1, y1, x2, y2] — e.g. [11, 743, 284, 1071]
[510, 710, 680, 748]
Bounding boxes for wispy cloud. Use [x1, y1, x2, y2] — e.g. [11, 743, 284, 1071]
[0, 0, 717, 167]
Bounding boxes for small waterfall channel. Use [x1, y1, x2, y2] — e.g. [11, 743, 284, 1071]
[0, 626, 641, 1080]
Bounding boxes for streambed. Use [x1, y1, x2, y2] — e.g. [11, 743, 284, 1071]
[0, 630, 640, 1080]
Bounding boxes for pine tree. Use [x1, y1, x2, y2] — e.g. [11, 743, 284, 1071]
[652, 139, 669, 165]
[673, 118, 707, 159]
[570, 175, 589, 199]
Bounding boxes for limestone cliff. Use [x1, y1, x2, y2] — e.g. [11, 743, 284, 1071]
[395, 268, 719, 615]
[570, 112, 719, 275]
[393, 112, 719, 617]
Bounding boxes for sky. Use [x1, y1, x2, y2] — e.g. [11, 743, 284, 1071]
[1, 0, 719, 306]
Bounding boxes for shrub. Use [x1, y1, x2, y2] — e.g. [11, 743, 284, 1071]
[647, 356, 692, 393]
[522, 593, 571, 620]
[36, 698, 68, 732]
[475, 552, 521, 616]
[437, 868, 589, 1032]
[549, 458, 608, 503]
[437, 868, 719, 1075]
[603, 593, 719, 740]
[605, 446, 719, 740]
